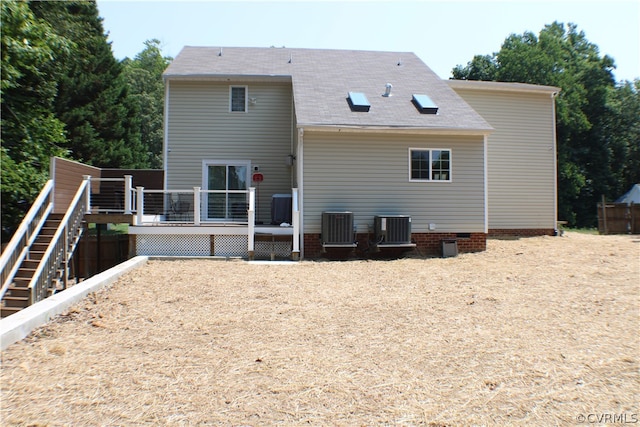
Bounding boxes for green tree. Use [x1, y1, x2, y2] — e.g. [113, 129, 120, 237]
[1, 0, 70, 241]
[29, 0, 148, 169]
[122, 39, 172, 168]
[452, 55, 497, 81]
[603, 80, 640, 195]
[452, 22, 625, 227]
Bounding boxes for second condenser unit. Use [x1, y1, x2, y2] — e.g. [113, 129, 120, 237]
[374, 215, 416, 248]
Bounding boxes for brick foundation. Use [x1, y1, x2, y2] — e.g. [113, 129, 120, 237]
[303, 232, 487, 259]
[488, 228, 556, 238]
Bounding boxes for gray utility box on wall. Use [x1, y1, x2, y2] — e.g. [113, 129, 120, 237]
[321, 211, 356, 248]
[441, 239, 458, 258]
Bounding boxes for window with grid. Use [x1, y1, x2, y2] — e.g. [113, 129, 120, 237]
[409, 148, 451, 182]
[230, 86, 247, 112]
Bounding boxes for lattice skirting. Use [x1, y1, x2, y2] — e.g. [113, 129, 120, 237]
[136, 234, 210, 256]
[134, 234, 292, 258]
[254, 241, 292, 258]
[213, 235, 249, 258]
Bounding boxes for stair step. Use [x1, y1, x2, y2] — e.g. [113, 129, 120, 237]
[3, 296, 29, 308]
[27, 251, 45, 261]
[21, 260, 41, 270]
[30, 243, 50, 252]
[15, 268, 36, 278]
[1, 306, 24, 318]
[31, 234, 53, 246]
[12, 277, 31, 287]
[39, 227, 58, 236]
[6, 286, 30, 298]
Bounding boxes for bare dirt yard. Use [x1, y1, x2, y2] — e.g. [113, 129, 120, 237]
[1, 233, 639, 426]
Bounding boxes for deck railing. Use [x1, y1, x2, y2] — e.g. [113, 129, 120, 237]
[134, 187, 254, 225]
[28, 178, 89, 303]
[133, 186, 300, 257]
[0, 180, 54, 300]
[85, 175, 133, 214]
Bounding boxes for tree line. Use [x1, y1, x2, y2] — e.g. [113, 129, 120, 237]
[452, 22, 639, 228]
[1, 0, 169, 241]
[2, 3, 638, 242]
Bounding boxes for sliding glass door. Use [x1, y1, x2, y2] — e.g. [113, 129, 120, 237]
[204, 162, 249, 221]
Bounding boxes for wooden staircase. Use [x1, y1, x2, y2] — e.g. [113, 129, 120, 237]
[1, 214, 72, 317]
[1, 178, 90, 318]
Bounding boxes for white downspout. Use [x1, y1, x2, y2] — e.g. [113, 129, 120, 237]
[551, 91, 559, 232]
[163, 79, 170, 192]
[297, 127, 304, 259]
[484, 134, 489, 234]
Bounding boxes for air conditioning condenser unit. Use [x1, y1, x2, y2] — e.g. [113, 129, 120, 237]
[374, 215, 416, 249]
[321, 211, 357, 249]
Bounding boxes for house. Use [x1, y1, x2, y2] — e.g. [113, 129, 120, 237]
[126, 46, 560, 259]
[447, 80, 560, 236]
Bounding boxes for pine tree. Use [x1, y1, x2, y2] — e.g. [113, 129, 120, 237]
[29, 0, 148, 168]
[1, 0, 70, 241]
[122, 39, 173, 169]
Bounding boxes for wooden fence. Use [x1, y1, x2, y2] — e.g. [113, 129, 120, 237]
[597, 202, 640, 234]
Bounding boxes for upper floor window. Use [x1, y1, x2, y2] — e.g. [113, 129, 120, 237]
[230, 86, 247, 112]
[409, 148, 451, 182]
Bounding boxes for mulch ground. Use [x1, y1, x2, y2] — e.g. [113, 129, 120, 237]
[1, 233, 638, 426]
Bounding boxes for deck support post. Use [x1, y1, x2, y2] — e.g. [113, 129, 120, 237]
[136, 186, 144, 225]
[83, 175, 92, 214]
[248, 187, 255, 260]
[292, 188, 300, 260]
[124, 175, 133, 214]
[193, 187, 201, 225]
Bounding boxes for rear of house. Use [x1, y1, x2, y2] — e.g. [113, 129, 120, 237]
[159, 47, 494, 258]
[136, 46, 561, 259]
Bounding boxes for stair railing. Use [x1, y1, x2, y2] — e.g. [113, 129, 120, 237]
[27, 177, 89, 304]
[0, 180, 54, 301]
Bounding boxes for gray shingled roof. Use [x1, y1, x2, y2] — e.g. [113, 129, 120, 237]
[164, 46, 493, 132]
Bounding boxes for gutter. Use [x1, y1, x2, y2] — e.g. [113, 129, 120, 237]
[297, 124, 494, 136]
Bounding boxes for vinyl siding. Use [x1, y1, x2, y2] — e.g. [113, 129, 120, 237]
[166, 80, 294, 223]
[452, 88, 556, 229]
[302, 132, 486, 234]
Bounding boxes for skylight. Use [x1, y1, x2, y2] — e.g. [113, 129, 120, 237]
[347, 92, 371, 112]
[412, 94, 438, 114]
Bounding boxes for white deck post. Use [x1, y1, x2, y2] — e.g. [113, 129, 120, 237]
[124, 175, 133, 214]
[83, 175, 92, 213]
[193, 187, 201, 225]
[292, 188, 300, 260]
[248, 187, 255, 260]
[136, 186, 144, 225]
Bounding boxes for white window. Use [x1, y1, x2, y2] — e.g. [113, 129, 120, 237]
[230, 86, 247, 112]
[409, 148, 452, 182]
[203, 161, 250, 220]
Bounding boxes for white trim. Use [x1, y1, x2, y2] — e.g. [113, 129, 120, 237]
[229, 85, 248, 113]
[297, 128, 304, 259]
[408, 148, 453, 183]
[201, 160, 251, 221]
[483, 134, 489, 233]
[298, 125, 493, 136]
[163, 80, 170, 191]
[551, 91, 559, 229]
[447, 79, 561, 95]
[129, 225, 294, 236]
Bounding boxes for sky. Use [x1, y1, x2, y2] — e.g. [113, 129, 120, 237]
[97, 0, 639, 82]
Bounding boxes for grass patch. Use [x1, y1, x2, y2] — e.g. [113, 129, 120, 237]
[86, 223, 129, 235]
[565, 227, 599, 235]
